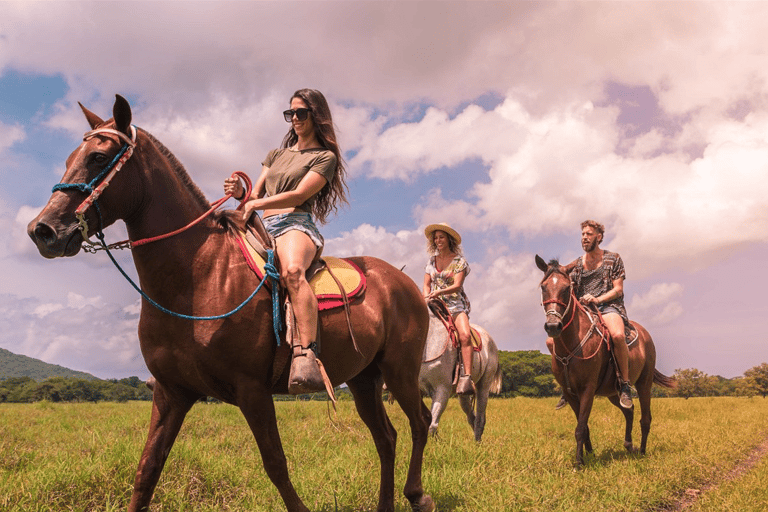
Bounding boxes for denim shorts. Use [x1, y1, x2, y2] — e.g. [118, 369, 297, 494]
[597, 304, 621, 316]
[262, 212, 324, 250]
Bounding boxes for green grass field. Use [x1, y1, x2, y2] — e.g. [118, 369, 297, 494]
[2, 396, 768, 511]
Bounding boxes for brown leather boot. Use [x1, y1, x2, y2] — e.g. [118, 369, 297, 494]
[456, 373, 474, 395]
[288, 345, 325, 394]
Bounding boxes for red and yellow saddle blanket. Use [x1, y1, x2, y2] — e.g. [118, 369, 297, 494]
[232, 227, 366, 311]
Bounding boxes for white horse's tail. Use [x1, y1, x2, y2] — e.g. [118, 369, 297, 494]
[489, 364, 503, 395]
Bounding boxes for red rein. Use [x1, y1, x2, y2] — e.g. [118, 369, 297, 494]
[129, 171, 252, 248]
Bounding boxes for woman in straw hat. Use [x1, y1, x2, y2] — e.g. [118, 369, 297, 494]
[423, 223, 474, 395]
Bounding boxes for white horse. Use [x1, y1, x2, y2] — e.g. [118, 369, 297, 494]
[418, 309, 502, 442]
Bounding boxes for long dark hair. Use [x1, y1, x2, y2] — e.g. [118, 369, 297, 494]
[281, 88, 349, 224]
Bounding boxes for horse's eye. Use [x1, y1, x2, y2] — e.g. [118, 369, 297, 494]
[90, 153, 108, 165]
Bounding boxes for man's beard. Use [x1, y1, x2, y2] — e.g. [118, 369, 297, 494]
[582, 239, 598, 252]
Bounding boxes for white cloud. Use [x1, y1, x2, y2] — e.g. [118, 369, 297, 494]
[0, 121, 24, 154]
[324, 224, 426, 286]
[0, 292, 144, 378]
[391, 96, 768, 278]
[628, 283, 684, 326]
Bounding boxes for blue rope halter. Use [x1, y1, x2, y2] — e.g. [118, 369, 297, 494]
[52, 143, 131, 196]
[52, 126, 284, 344]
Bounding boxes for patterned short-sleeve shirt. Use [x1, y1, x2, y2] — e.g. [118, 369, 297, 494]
[569, 250, 628, 321]
[425, 255, 471, 316]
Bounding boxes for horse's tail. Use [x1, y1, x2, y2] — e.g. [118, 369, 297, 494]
[653, 369, 677, 389]
[489, 363, 503, 395]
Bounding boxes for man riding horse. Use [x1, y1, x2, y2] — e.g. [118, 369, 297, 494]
[546, 219, 634, 410]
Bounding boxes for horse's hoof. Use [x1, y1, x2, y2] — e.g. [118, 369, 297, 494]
[411, 495, 435, 512]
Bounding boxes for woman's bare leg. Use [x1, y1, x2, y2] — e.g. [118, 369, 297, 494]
[454, 312, 474, 395]
[276, 230, 323, 393]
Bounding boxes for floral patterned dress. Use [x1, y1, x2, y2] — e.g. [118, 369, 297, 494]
[425, 254, 471, 316]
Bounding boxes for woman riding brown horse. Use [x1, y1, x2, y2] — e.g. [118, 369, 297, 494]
[535, 255, 676, 466]
[225, 88, 348, 395]
[27, 95, 435, 512]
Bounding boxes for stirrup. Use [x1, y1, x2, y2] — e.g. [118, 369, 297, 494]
[456, 374, 474, 396]
[288, 345, 324, 394]
[619, 382, 634, 409]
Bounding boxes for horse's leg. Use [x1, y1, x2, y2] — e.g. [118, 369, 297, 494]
[573, 392, 597, 466]
[380, 367, 434, 512]
[472, 380, 491, 442]
[346, 370, 397, 512]
[428, 383, 451, 437]
[458, 395, 476, 433]
[636, 371, 654, 455]
[608, 394, 635, 453]
[128, 383, 198, 512]
[239, 390, 309, 512]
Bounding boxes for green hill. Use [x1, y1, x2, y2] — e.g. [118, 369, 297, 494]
[0, 347, 98, 381]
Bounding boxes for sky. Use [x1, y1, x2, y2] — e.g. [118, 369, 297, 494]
[1, 1, 767, 381]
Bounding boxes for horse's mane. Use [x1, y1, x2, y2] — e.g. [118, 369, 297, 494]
[542, 258, 568, 282]
[139, 128, 211, 210]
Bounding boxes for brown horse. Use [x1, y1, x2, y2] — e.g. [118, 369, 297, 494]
[535, 255, 676, 466]
[27, 95, 435, 512]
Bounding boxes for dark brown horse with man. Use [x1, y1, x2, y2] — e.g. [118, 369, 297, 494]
[535, 255, 676, 466]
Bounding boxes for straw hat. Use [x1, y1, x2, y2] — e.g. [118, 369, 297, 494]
[424, 223, 462, 245]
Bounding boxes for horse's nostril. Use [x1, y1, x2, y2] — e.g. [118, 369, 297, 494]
[32, 222, 57, 245]
[544, 322, 562, 335]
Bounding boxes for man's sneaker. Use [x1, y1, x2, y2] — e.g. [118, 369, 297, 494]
[555, 396, 568, 410]
[619, 382, 634, 409]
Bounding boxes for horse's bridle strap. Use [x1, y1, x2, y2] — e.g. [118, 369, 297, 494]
[84, 127, 137, 148]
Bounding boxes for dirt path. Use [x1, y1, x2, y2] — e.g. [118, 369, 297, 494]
[655, 434, 768, 511]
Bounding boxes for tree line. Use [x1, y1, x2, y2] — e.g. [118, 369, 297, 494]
[0, 375, 152, 403]
[3, 354, 768, 403]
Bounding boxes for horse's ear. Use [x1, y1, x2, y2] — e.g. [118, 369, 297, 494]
[79, 102, 104, 129]
[535, 255, 548, 272]
[113, 94, 132, 135]
[563, 260, 578, 275]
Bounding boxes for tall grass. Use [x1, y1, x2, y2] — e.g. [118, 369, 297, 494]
[2, 397, 768, 511]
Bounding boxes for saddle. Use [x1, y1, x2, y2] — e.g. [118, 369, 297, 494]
[425, 298, 482, 376]
[230, 213, 367, 310]
[587, 304, 639, 348]
[587, 304, 640, 389]
[223, 211, 365, 394]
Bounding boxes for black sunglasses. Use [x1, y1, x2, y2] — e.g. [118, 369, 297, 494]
[283, 108, 312, 122]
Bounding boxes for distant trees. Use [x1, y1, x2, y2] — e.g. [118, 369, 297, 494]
[665, 364, 768, 399]
[0, 376, 152, 403]
[673, 368, 717, 398]
[495, 353, 768, 400]
[497, 350, 559, 397]
[3, 358, 768, 403]
[741, 363, 768, 398]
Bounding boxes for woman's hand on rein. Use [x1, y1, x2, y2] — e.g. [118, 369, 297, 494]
[224, 176, 244, 200]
